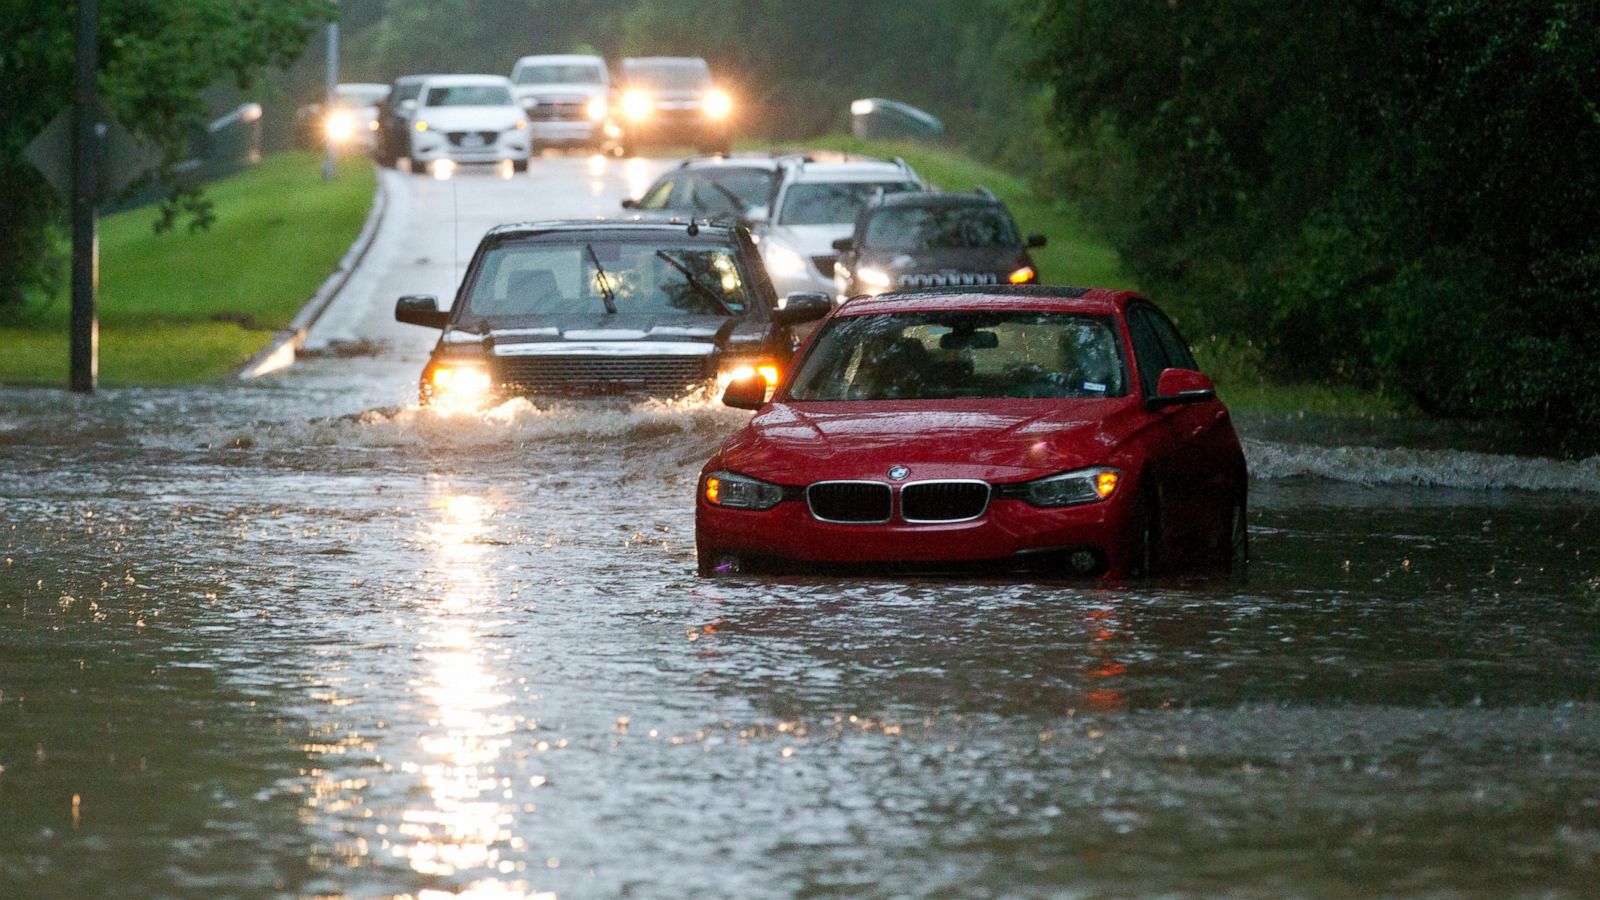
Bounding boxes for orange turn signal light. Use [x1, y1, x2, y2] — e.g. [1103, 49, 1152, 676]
[1009, 266, 1037, 285]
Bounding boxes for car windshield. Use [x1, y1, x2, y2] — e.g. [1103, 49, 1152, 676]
[391, 81, 426, 104]
[787, 310, 1127, 401]
[515, 64, 605, 86]
[690, 170, 775, 212]
[778, 181, 920, 226]
[625, 62, 711, 90]
[864, 204, 1021, 251]
[466, 239, 754, 319]
[336, 85, 389, 107]
[425, 85, 513, 107]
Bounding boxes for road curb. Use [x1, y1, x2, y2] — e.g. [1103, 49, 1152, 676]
[238, 164, 390, 380]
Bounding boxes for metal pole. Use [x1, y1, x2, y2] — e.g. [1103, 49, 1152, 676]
[322, 7, 339, 181]
[70, 0, 99, 393]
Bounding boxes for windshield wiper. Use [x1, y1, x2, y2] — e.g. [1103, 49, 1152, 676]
[586, 243, 618, 314]
[655, 250, 736, 316]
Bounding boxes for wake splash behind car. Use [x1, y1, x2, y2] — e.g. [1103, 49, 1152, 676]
[394, 221, 830, 406]
[696, 286, 1249, 579]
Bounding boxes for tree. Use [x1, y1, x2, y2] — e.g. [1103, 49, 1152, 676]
[0, 0, 333, 317]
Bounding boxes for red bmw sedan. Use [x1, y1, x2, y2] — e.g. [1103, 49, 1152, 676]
[696, 286, 1249, 579]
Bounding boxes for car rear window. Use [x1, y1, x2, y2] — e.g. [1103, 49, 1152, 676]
[863, 204, 1021, 251]
[787, 310, 1127, 401]
[466, 240, 754, 319]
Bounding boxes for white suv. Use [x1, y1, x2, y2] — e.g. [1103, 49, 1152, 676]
[510, 54, 610, 150]
[752, 155, 923, 299]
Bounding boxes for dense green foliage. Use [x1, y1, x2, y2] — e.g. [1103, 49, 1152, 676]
[0, 0, 331, 317]
[1025, 1, 1600, 432]
[0, 152, 374, 385]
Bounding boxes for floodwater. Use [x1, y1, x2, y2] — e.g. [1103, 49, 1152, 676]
[3, 160, 1599, 898]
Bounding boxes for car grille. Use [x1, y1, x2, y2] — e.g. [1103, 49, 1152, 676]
[447, 130, 500, 147]
[806, 482, 893, 524]
[493, 355, 709, 395]
[901, 481, 991, 522]
[528, 98, 587, 121]
[896, 272, 1000, 289]
[810, 254, 838, 275]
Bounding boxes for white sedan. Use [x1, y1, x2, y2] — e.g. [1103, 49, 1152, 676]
[406, 75, 532, 172]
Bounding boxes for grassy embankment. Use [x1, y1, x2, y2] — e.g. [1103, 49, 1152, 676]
[784, 135, 1400, 417]
[0, 152, 375, 386]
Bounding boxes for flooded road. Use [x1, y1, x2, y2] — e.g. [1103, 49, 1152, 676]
[4, 158, 1600, 898]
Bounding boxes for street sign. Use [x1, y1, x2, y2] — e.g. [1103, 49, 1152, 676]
[24, 106, 161, 202]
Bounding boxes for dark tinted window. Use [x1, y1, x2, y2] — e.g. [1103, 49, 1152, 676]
[1125, 307, 1169, 396]
[778, 181, 921, 226]
[863, 204, 1021, 251]
[1148, 309, 1198, 371]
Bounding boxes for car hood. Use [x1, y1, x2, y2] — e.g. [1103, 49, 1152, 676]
[717, 399, 1149, 484]
[764, 223, 852, 255]
[859, 247, 1029, 273]
[441, 314, 771, 354]
[413, 106, 523, 131]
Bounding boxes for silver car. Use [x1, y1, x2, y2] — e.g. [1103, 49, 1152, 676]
[510, 54, 611, 150]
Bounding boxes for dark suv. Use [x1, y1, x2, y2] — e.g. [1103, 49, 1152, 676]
[394, 220, 829, 404]
[832, 190, 1046, 299]
[614, 57, 733, 155]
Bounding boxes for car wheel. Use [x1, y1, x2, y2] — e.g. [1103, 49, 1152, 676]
[1223, 493, 1249, 575]
[409, 157, 427, 174]
[1131, 486, 1161, 578]
[512, 158, 529, 173]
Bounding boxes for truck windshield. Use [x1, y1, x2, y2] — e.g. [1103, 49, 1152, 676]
[515, 65, 605, 86]
[466, 240, 754, 319]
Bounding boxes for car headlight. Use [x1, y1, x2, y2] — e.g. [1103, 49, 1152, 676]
[513, 119, 528, 131]
[765, 244, 807, 278]
[703, 471, 784, 510]
[1023, 467, 1120, 507]
[415, 120, 430, 132]
[704, 89, 732, 120]
[622, 90, 654, 121]
[430, 365, 492, 404]
[857, 266, 893, 290]
[586, 97, 608, 121]
[325, 110, 356, 143]
[719, 363, 780, 389]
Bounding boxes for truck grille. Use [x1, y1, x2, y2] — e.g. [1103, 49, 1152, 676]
[493, 355, 709, 395]
[806, 482, 892, 524]
[896, 272, 1000, 289]
[528, 100, 587, 122]
[901, 481, 991, 522]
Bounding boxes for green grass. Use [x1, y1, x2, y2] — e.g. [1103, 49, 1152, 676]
[0, 152, 376, 386]
[754, 135, 1401, 418]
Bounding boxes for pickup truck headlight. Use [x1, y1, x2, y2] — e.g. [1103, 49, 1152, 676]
[765, 244, 806, 277]
[429, 364, 492, 405]
[704, 89, 732, 120]
[586, 97, 608, 121]
[703, 471, 784, 510]
[1023, 467, 1120, 507]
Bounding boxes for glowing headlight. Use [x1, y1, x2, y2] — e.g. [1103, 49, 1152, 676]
[719, 364, 780, 389]
[586, 97, 608, 121]
[1023, 467, 1120, 508]
[325, 110, 356, 143]
[430, 365, 491, 402]
[415, 120, 430, 132]
[513, 119, 528, 131]
[857, 267, 893, 290]
[621, 90, 654, 121]
[704, 89, 732, 120]
[703, 471, 784, 510]
[1009, 265, 1037, 285]
[765, 244, 807, 277]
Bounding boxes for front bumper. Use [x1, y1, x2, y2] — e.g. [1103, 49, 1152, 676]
[411, 130, 531, 163]
[529, 120, 600, 145]
[697, 491, 1136, 577]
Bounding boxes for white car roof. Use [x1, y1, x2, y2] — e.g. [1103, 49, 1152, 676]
[786, 161, 918, 183]
[421, 75, 515, 89]
[514, 54, 605, 67]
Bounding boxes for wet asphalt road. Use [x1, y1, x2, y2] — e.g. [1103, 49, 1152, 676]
[2, 156, 1600, 899]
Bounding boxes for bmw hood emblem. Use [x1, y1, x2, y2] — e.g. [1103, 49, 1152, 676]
[888, 465, 910, 481]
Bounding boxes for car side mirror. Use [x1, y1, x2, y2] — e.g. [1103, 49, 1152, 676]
[722, 374, 767, 410]
[744, 205, 770, 224]
[621, 198, 638, 209]
[831, 237, 854, 253]
[1027, 234, 1048, 249]
[395, 294, 449, 329]
[774, 292, 831, 326]
[398, 99, 417, 116]
[1148, 368, 1216, 408]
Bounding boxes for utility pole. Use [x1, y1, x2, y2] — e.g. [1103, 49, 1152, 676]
[70, 0, 99, 393]
[322, 2, 339, 181]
